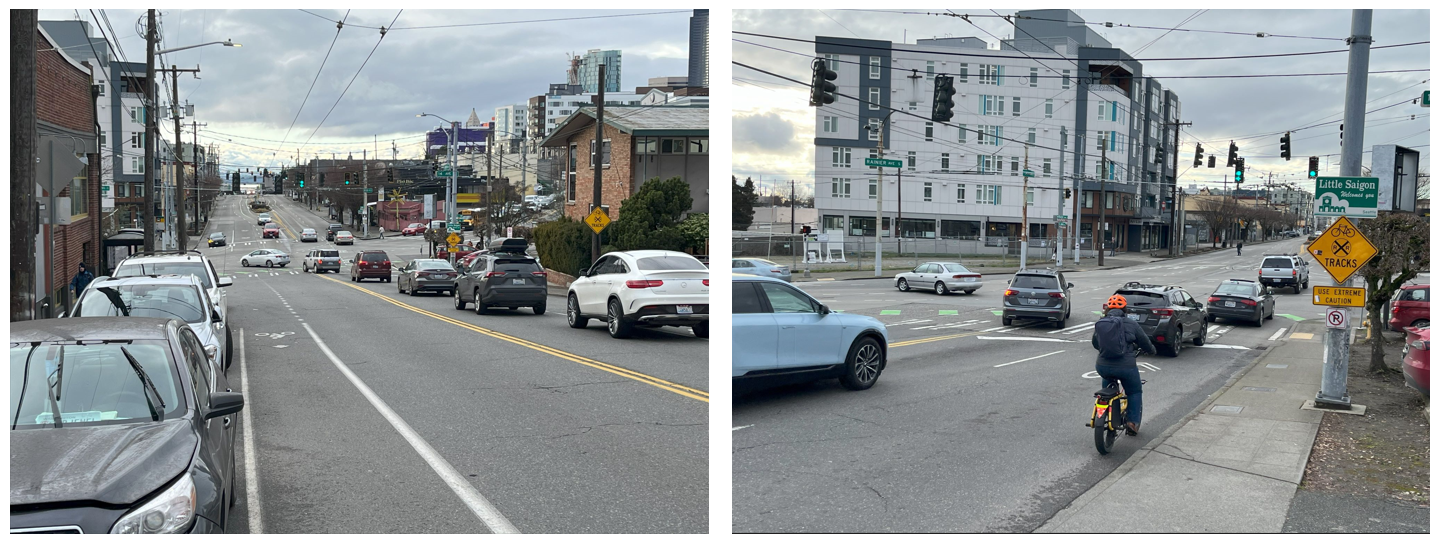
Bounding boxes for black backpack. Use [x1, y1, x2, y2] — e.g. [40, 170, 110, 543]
[1094, 316, 1131, 360]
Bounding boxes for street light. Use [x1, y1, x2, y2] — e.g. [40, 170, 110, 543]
[417, 113, 459, 252]
[156, 40, 240, 55]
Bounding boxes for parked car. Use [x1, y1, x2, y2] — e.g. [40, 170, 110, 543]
[302, 248, 342, 274]
[334, 231, 354, 245]
[436, 243, 477, 261]
[350, 250, 391, 282]
[1388, 284, 1430, 331]
[9, 317, 244, 533]
[262, 222, 281, 239]
[300, 228, 318, 242]
[454, 246, 546, 314]
[1001, 268, 1073, 328]
[1258, 254, 1309, 293]
[895, 261, 983, 295]
[401, 223, 426, 236]
[70, 274, 229, 372]
[1112, 281, 1209, 357]
[398, 259, 459, 296]
[1401, 325, 1429, 399]
[207, 232, 226, 247]
[240, 249, 289, 268]
[1205, 279, 1275, 326]
[325, 223, 343, 241]
[567, 250, 709, 339]
[732, 258, 792, 282]
[256, 213, 272, 226]
[732, 274, 889, 392]
[112, 251, 233, 368]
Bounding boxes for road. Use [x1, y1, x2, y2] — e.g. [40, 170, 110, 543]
[733, 238, 1325, 532]
[205, 194, 708, 533]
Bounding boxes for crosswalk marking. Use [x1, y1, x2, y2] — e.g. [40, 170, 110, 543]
[892, 319, 931, 326]
[911, 319, 982, 331]
[1048, 321, 1096, 335]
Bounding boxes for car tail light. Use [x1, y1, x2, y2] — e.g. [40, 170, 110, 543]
[359, 261, 368, 267]
[418, 272, 431, 278]
[1048, 292, 1065, 298]
[1292, 269, 1297, 276]
[383, 261, 391, 268]
[446, 272, 457, 278]
[1155, 335, 1167, 343]
[1208, 297, 1221, 304]
[772, 268, 784, 273]
[703, 279, 709, 286]
[1153, 308, 1175, 316]
[1240, 299, 1258, 307]
[626, 279, 663, 288]
[1004, 289, 1017, 296]
[531, 271, 547, 277]
[1411, 340, 1429, 351]
[486, 271, 506, 278]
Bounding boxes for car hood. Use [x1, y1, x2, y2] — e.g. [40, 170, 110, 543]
[833, 313, 889, 340]
[10, 419, 195, 506]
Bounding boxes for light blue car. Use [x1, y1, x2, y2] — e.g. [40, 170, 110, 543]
[732, 274, 889, 392]
[732, 257, 792, 282]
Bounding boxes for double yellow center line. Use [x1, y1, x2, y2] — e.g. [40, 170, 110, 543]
[317, 275, 709, 402]
[890, 322, 1048, 348]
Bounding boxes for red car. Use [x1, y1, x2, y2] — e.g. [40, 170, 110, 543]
[1402, 325, 1429, 399]
[262, 222, 281, 239]
[436, 243, 477, 261]
[1388, 284, 1429, 331]
[401, 223, 426, 236]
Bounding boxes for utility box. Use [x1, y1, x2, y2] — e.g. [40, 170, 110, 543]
[1372, 144, 1421, 213]
[39, 197, 73, 225]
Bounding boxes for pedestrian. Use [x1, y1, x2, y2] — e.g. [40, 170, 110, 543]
[1237, 240, 1243, 256]
[379, 225, 385, 239]
[69, 262, 94, 298]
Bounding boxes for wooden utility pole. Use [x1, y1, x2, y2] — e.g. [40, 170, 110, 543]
[12, 9, 38, 321]
[164, 65, 200, 250]
[1021, 145, 1030, 271]
[142, 9, 157, 251]
[591, 63, 606, 260]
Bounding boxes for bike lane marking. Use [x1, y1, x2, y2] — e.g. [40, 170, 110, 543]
[994, 350, 1066, 368]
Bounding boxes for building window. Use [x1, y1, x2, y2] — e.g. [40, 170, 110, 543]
[130, 132, 143, 149]
[1096, 131, 1106, 152]
[689, 138, 708, 154]
[869, 148, 879, 160]
[868, 87, 881, 108]
[1012, 97, 1021, 116]
[1083, 192, 1093, 208]
[832, 178, 852, 199]
[926, 61, 935, 78]
[822, 116, 838, 133]
[832, 147, 852, 168]
[130, 107, 143, 124]
[99, 131, 106, 147]
[1027, 128, 1036, 144]
[870, 56, 882, 79]
[822, 214, 845, 233]
[1106, 192, 1115, 209]
[1045, 99, 1053, 118]
[1026, 188, 1034, 206]
[983, 185, 1003, 205]
[956, 186, 966, 203]
[958, 63, 968, 83]
[941, 153, 950, 170]
[637, 137, 657, 154]
[867, 178, 876, 199]
[824, 54, 841, 75]
[1010, 156, 1019, 176]
[1043, 158, 1052, 176]
[978, 64, 1001, 85]
[567, 144, 578, 201]
[958, 124, 967, 144]
[1098, 100, 1106, 121]
[660, 138, 684, 154]
[1030, 67, 1039, 87]
[983, 125, 1003, 146]
[868, 118, 880, 141]
[130, 157, 143, 174]
[908, 101, 917, 111]
[590, 139, 612, 167]
[924, 122, 933, 141]
[923, 183, 933, 202]
[907, 151, 916, 169]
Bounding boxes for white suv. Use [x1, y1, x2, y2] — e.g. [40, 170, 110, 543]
[70, 274, 230, 372]
[112, 250, 234, 366]
[566, 250, 710, 339]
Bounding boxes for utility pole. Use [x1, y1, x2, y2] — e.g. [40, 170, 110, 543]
[362, 149, 368, 238]
[872, 113, 892, 277]
[1057, 129, 1067, 268]
[896, 168, 903, 256]
[1021, 145, 1030, 271]
[485, 125, 493, 245]
[590, 63, 606, 261]
[191, 122, 203, 236]
[142, 9, 157, 251]
[1163, 121, 1192, 256]
[1098, 148, 1108, 267]
[164, 66, 199, 249]
[12, 9, 38, 320]
[790, 180, 796, 234]
[1317, 9, 1373, 411]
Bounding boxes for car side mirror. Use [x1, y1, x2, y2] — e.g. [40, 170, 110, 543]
[204, 344, 219, 360]
[578, 269, 590, 277]
[218, 277, 233, 288]
[1067, 282, 1075, 289]
[206, 391, 245, 420]
[819, 304, 831, 315]
[212, 310, 224, 324]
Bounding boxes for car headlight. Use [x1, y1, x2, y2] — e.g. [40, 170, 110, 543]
[111, 473, 196, 533]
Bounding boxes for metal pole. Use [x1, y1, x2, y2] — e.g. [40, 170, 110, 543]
[873, 114, 889, 277]
[450, 121, 458, 258]
[1317, 9, 1373, 410]
[790, 180, 795, 234]
[362, 149, 368, 237]
[896, 168, 903, 257]
[1098, 149, 1107, 266]
[591, 63, 606, 261]
[1057, 130, 1066, 267]
[192, 123, 199, 237]
[171, 66, 185, 250]
[142, 10, 157, 251]
[1022, 145, 1031, 270]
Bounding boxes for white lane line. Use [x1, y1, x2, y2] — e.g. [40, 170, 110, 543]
[238, 329, 264, 534]
[1197, 344, 1249, 350]
[1138, 362, 1162, 372]
[1063, 323, 1097, 335]
[976, 336, 1073, 343]
[1049, 321, 1096, 334]
[994, 350, 1066, 367]
[1268, 327, 1288, 341]
[978, 325, 1008, 332]
[300, 323, 520, 533]
[732, 425, 753, 431]
[893, 319, 932, 326]
[995, 326, 1022, 333]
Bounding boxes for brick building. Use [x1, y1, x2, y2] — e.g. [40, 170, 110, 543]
[539, 106, 708, 222]
[35, 25, 101, 313]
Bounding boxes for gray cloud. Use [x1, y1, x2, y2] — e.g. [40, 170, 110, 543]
[733, 111, 800, 153]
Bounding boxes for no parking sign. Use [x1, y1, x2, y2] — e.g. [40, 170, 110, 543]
[1325, 307, 1348, 329]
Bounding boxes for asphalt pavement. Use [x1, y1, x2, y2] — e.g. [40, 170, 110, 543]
[732, 237, 1325, 532]
[205, 194, 708, 533]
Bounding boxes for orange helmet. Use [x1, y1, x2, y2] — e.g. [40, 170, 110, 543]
[1104, 294, 1128, 310]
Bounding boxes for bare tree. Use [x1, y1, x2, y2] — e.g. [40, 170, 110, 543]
[1193, 197, 1233, 247]
[1356, 212, 1430, 372]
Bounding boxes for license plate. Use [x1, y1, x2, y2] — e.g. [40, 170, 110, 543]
[1127, 314, 1141, 321]
[512, 278, 525, 285]
[1027, 299, 1039, 305]
[676, 305, 693, 314]
[1225, 301, 1236, 307]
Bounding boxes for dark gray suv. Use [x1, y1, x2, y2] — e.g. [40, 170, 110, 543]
[1002, 268, 1073, 328]
[453, 253, 548, 315]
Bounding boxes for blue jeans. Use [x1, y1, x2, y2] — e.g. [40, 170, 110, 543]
[1097, 363, 1143, 427]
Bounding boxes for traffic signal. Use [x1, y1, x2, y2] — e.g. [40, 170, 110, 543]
[932, 75, 956, 122]
[1338, 123, 1343, 147]
[1155, 146, 1165, 165]
[1308, 156, 1319, 179]
[1226, 141, 1238, 167]
[297, 172, 305, 187]
[809, 58, 837, 106]
[344, 172, 352, 185]
[1280, 132, 1291, 160]
[1234, 158, 1245, 183]
[800, 225, 812, 235]
[1207, 155, 1215, 168]
[1193, 143, 1204, 167]
[387, 168, 394, 182]
[320, 173, 326, 186]
[1064, 188, 1072, 199]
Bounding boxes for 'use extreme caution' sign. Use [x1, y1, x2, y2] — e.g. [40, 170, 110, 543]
[1312, 286, 1365, 307]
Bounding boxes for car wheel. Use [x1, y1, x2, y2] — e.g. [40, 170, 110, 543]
[1194, 322, 1208, 345]
[692, 322, 708, 338]
[1265, 306, 1275, 320]
[384, 277, 391, 283]
[964, 289, 975, 295]
[475, 292, 489, 314]
[1206, 314, 1215, 323]
[607, 298, 634, 339]
[224, 326, 233, 369]
[567, 294, 589, 329]
[1413, 319, 1429, 329]
[1162, 342, 1180, 357]
[1002, 316, 1013, 326]
[265, 260, 273, 268]
[454, 290, 467, 311]
[839, 336, 883, 391]
[1054, 317, 1067, 329]
[533, 300, 546, 315]
[241, 259, 250, 267]
[350, 273, 356, 282]
[934, 281, 948, 295]
[897, 278, 910, 292]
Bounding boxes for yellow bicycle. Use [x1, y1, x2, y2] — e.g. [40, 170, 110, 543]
[1087, 349, 1146, 455]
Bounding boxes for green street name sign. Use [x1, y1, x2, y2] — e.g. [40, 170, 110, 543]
[1022, 169, 1035, 178]
[436, 170, 454, 177]
[1423, 90, 1430, 108]
[364, 188, 374, 193]
[1314, 176, 1379, 218]
[864, 158, 902, 168]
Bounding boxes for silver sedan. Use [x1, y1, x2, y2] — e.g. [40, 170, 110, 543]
[894, 261, 983, 295]
[732, 258, 792, 282]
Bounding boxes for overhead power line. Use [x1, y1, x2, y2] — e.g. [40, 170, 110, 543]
[298, 9, 687, 30]
[300, 10, 403, 152]
[278, 10, 350, 155]
[839, 10, 1351, 41]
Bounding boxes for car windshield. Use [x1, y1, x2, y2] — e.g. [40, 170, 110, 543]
[1215, 283, 1258, 297]
[338, 232, 352, 237]
[1011, 275, 1059, 289]
[77, 284, 206, 323]
[9, 341, 184, 429]
[940, 263, 972, 273]
[318, 250, 339, 258]
[751, 259, 779, 266]
[496, 259, 541, 273]
[209, 233, 223, 239]
[415, 260, 452, 270]
[1262, 258, 1293, 268]
[303, 229, 315, 234]
[635, 256, 706, 271]
[1120, 291, 1169, 307]
[114, 262, 213, 289]
[361, 253, 387, 262]
[265, 223, 278, 229]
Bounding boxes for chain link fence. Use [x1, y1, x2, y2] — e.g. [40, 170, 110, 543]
[733, 233, 1079, 272]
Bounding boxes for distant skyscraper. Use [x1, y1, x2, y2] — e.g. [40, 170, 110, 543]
[688, 9, 708, 87]
[578, 49, 622, 93]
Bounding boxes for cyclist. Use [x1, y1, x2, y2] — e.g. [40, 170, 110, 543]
[1091, 294, 1157, 435]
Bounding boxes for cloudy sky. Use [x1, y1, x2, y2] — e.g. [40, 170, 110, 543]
[40, 8, 696, 174]
[733, 9, 1430, 199]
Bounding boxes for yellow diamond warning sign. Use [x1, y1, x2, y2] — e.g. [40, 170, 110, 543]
[585, 207, 611, 234]
[1306, 216, 1377, 284]
[1312, 286, 1366, 307]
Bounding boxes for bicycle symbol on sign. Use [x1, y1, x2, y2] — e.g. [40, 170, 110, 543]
[254, 331, 295, 340]
[1329, 226, 1356, 238]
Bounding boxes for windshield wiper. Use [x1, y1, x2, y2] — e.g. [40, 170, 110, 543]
[12, 345, 38, 430]
[97, 286, 131, 317]
[41, 346, 64, 428]
[119, 346, 164, 422]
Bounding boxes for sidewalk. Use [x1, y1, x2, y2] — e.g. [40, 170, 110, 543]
[1037, 320, 1340, 533]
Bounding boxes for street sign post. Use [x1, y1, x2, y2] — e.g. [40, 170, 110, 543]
[864, 158, 902, 168]
[1022, 169, 1035, 178]
[1325, 307, 1349, 329]
[585, 207, 611, 234]
[1306, 216, 1378, 284]
[1313, 176, 1379, 218]
[1312, 286, 1366, 307]
[446, 233, 461, 246]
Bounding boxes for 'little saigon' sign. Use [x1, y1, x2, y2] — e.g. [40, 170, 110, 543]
[1313, 176, 1378, 219]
